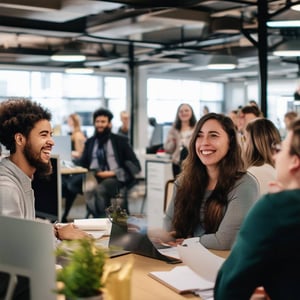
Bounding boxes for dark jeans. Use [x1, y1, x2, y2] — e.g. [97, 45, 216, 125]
[86, 177, 124, 218]
[61, 174, 83, 222]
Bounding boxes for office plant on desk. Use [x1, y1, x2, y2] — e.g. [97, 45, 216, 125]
[55, 238, 107, 300]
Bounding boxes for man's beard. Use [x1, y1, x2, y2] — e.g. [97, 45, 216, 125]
[95, 127, 111, 144]
[23, 142, 52, 177]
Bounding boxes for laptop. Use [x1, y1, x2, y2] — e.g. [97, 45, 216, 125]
[106, 218, 181, 264]
[52, 135, 74, 166]
[0, 216, 56, 300]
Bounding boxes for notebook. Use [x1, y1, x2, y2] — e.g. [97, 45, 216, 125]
[0, 216, 56, 300]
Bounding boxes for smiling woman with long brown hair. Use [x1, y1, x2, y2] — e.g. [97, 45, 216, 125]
[163, 113, 259, 250]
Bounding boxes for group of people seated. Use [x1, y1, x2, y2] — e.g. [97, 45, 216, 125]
[61, 108, 141, 222]
[0, 97, 300, 299]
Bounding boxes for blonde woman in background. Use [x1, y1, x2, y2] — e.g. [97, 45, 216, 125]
[164, 103, 197, 177]
[67, 113, 86, 160]
[243, 118, 281, 196]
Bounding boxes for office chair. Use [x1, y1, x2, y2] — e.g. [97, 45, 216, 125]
[164, 179, 175, 212]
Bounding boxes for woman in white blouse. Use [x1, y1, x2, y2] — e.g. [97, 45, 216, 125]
[164, 103, 197, 177]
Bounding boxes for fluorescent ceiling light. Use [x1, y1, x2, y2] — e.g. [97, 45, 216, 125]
[51, 54, 86, 62]
[273, 41, 300, 57]
[267, 20, 300, 27]
[291, 4, 300, 11]
[207, 55, 237, 70]
[65, 68, 94, 74]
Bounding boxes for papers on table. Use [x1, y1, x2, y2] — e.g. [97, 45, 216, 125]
[178, 237, 225, 282]
[149, 237, 225, 298]
[73, 218, 112, 239]
[149, 265, 214, 294]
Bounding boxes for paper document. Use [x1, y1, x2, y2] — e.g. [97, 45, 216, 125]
[177, 237, 225, 282]
[74, 218, 111, 232]
[149, 265, 214, 294]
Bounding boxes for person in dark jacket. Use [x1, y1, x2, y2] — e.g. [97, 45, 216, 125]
[79, 107, 141, 217]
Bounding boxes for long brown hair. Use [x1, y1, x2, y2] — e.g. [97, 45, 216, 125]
[172, 113, 245, 237]
[243, 118, 281, 168]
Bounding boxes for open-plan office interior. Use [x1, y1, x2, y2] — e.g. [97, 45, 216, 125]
[0, 1, 299, 151]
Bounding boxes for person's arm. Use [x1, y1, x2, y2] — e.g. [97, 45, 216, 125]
[72, 131, 86, 159]
[0, 184, 30, 218]
[214, 196, 275, 299]
[199, 173, 259, 250]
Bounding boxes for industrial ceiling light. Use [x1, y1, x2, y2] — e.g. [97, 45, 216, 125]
[291, 4, 300, 11]
[51, 52, 86, 62]
[267, 9, 300, 27]
[65, 67, 94, 74]
[273, 40, 300, 57]
[207, 55, 238, 70]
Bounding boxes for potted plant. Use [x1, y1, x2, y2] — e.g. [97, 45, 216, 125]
[55, 238, 107, 300]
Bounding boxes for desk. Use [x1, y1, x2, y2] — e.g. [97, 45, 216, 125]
[109, 250, 229, 300]
[61, 166, 88, 175]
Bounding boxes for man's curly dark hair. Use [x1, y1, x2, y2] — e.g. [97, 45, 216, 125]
[0, 98, 52, 154]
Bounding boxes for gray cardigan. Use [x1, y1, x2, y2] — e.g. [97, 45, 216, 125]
[163, 172, 259, 250]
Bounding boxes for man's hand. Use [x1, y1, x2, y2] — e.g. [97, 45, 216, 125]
[55, 223, 91, 240]
[95, 170, 115, 179]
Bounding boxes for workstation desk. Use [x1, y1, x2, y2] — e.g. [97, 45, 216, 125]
[108, 250, 229, 300]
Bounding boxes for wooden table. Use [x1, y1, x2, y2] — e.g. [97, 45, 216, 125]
[107, 249, 229, 300]
[60, 166, 88, 175]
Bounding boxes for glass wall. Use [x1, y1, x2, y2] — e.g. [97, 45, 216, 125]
[147, 78, 224, 123]
[0, 70, 127, 137]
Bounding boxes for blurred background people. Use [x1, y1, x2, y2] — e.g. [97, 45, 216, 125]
[117, 110, 130, 139]
[284, 111, 298, 131]
[164, 103, 197, 178]
[243, 118, 281, 196]
[238, 105, 262, 148]
[163, 113, 259, 250]
[227, 109, 239, 130]
[78, 107, 141, 217]
[67, 113, 86, 161]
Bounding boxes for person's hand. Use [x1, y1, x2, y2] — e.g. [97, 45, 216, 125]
[95, 170, 115, 179]
[268, 181, 284, 194]
[55, 223, 91, 240]
[147, 228, 179, 246]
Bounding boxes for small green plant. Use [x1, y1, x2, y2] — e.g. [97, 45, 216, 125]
[55, 238, 107, 299]
[106, 194, 128, 226]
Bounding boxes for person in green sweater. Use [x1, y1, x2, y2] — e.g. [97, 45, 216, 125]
[214, 117, 300, 299]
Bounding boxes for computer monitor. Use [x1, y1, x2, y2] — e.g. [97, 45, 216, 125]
[0, 216, 56, 300]
[52, 135, 72, 162]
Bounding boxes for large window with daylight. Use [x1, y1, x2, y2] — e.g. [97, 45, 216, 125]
[147, 78, 224, 123]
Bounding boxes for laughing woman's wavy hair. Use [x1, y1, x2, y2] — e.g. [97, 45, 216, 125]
[172, 113, 245, 237]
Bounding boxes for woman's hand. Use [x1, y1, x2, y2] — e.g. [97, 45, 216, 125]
[147, 228, 182, 246]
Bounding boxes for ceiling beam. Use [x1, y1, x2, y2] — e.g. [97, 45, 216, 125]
[0, 0, 61, 11]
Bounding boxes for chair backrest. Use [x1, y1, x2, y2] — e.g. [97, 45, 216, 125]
[32, 155, 62, 222]
[164, 179, 175, 212]
[0, 216, 56, 300]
